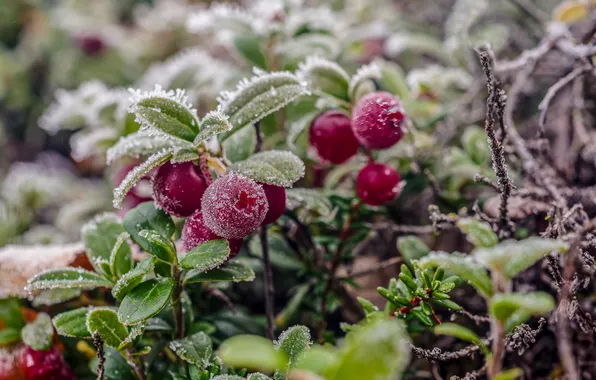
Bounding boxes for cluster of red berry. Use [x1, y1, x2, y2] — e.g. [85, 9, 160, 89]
[0, 345, 75, 380]
[309, 91, 407, 206]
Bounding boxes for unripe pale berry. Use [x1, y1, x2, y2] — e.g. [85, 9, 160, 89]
[19, 346, 75, 380]
[355, 162, 402, 206]
[152, 161, 209, 217]
[201, 174, 268, 239]
[351, 91, 406, 150]
[309, 110, 360, 164]
[181, 210, 242, 259]
[260, 183, 286, 225]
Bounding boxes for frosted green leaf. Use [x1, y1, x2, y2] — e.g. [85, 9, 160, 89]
[169, 332, 213, 367]
[275, 326, 312, 368]
[285, 188, 333, 216]
[118, 278, 175, 325]
[106, 130, 191, 164]
[212, 376, 246, 380]
[111, 257, 154, 301]
[180, 239, 230, 271]
[348, 62, 381, 101]
[493, 368, 524, 380]
[247, 374, 272, 380]
[397, 236, 430, 262]
[187, 3, 260, 36]
[82, 213, 125, 274]
[117, 322, 145, 350]
[417, 252, 492, 297]
[233, 35, 267, 69]
[184, 261, 255, 283]
[379, 60, 409, 99]
[171, 148, 200, 163]
[287, 110, 319, 154]
[145, 318, 172, 332]
[218, 69, 309, 141]
[219, 335, 288, 372]
[138, 229, 177, 264]
[456, 218, 498, 248]
[293, 345, 338, 377]
[223, 124, 256, 163]
[385, 33, 453, 65]
[231, 150, 305, 187]
[462, 126, 490, 165]
[194, 109, 232, 145]
[123, 202, 176, 255]
[297, 56, 350, 100]
[32, 288, 81, 307]
[489, 292, 555, 322]
[472, 238, 568, 278]
[21, 313, 53, 351]
[109, 232, 132, 279]
[434, 323, 488, 355]
[277, 34, 341, 63]
[113, 150, 173, 209]
[27, 267, 112, 292]
[86, 308, 128, 348]
[53, 307, 92, 338]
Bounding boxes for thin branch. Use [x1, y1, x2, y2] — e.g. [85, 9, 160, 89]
[408, 341, 482, 362]
[92, 332, 105, 380]
[260, 226, 276, 340]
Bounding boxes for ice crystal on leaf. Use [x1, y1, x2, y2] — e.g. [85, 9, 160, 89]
[106, 130, 189, 164]
[129, 85, 197, 121]
[231, 151, 305, 188]
[194, 109, 232, 145]
[297, 56, 350, 99]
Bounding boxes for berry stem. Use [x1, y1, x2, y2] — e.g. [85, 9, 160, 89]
[260, 225, 276, 340]
[171, 264, 185, 340]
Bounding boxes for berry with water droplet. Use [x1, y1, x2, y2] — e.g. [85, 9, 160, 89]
[260, 183, 286, 225]
[356, 162, 402, 206]
[181, 210, 242, 259]
[153, 161, 209, 217]
[351, 91, 406, 150]
[19, 346, 75, 380]
[309, 110, 360, 164]
[201, 174, 268, 239]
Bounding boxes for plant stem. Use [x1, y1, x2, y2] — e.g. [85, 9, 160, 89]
[171, 264, 184, 339]
[125, 349, 146, 380]
[488, 271, 509, 379]
[92, 332, 105, 380]
[260, 225, 276, 340]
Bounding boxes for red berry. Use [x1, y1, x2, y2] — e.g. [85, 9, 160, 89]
[153, 161, 209, 217]
[260, 183, 286, 225]
[76, 35, 106, 56]
[0, 346, 24, 380]
[398, 306, 410, 314]
[351, 91, 406, 150]
[355, 162, 402, 206]
[181, 210, 242, 259]
[201, 174, 268, 239]
[19, 346, 74, 380]
[309, 110, 360, 164]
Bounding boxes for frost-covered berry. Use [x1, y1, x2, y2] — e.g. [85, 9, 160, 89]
[19, 346, 74, 380]
[201, 174, 268, 239]
[309, 110, 360, 164]
[355, 162, 402, 206]
[260, 183, 286, 225]
[351, 91, 406, 150]
[0, 346, 24, 380]
[181, 210, 242, 259]
[153, 161, 209, 217]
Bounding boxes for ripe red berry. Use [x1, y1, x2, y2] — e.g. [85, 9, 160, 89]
[181, 210, 242, 259]
[355, 162, 402, 206]
[0, 346, 24, 380]
[260, 183, 286, 225]
[19, 346, 74, 380]
[309, 110, 360, 164]
[351, 91, 406, 150]
[76, 35, 106, 56]
[152, 161, 209, 217]
[201, 174, 268, 239]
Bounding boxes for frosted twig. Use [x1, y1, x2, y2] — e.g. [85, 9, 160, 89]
[92, 331, 105, 380]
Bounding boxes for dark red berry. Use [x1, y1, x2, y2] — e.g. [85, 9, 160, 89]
[309, 110, 360, 164]
[0, 346, 24, 380]
[76, 35, 106, 56]
[355, 162, 402, 206]
[153, 161, 209, 217]
[201, 174, 268, 239]
[398, 306, 410, 314]
[181, 210, 242, 259]
[19, 346, 74, 380]
[260, 183, 286, 225]
[410, 296, 422, 307]
[351, 91, 406, 150]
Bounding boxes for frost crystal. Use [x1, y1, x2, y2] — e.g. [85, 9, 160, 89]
[186, 3, 266, 37]
[106, 130, 191, 164]
[128, 85, 197, 118]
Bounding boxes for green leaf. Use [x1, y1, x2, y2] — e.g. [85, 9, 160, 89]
[348, 62, 381, 101]
[494, 368, 523, 380]
[0, 328, 21, 346]
[432, 299, 462, 311]
[277, 284, 311, 328]
[377, 287, 410, 307]
[0, 298, 25, 329]
[219, 335, 288, 372]
[462, 126, 490, 165]
[138, 230, 177, 264]
[434, 323, 488, 355]
[285, 188, 333, 217]
[106, 130, 189, 164]
[489, 292, 555, 322]
[169, 332, 213, 367]
[473, 238, 568, 278]
[184, 260, 255, 283]
[233, 35, 267, 70]
[357, 297, 378, 314]
[21, 313, 53, 351]
[212, 376, 246, 380]
[26, 267, 112, 292]
[82, 213, 125, 274]
[194, 110, 232, 145]
[90, 347, 137, 380]
[223, 124, 256, 163]
[411, 309, 434, 326]
[123, 202, 176, 258]
[230, 150, 305, 187]
[53, 307, 92, 338]
[296, 56, 350, 100]
[417, 252, 492, 297]
[180, 240, 230, 271]
[134, 96, 199, 141]
[276, 325, 311, 368]
[32, 288, 81, 307]
[86, 308, 128, 348]
[118, 278, 175, 325]
[456, 218, 498, 248]
[294, 345, 339, 377]
[378, 60, 409, 98]
[111, 257, 154, 301]
[247, 374, 272, 380]
[397, 236, 430, 262]
[109, 232, 133, 278]
[219, 71, 308, 141]
[145, 317, 172, 332]
[117, 323, 145, 351]
[249, 233, 304, 271]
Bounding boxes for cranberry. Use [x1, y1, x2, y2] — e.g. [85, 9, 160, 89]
[181, 210, 242, 259]
[19, 346, 74, 380]
[355, 162, 402, 206]
[152, 161, 209, 217]
[351, 91, 406, 150]
[76, 35, 106, 56]
[309, 110, 360, 164]
[260, 183, 286, 225]
[201, 174, 268, 239]
[114, 163, 153, 209]
[0, 346, 24, 380]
